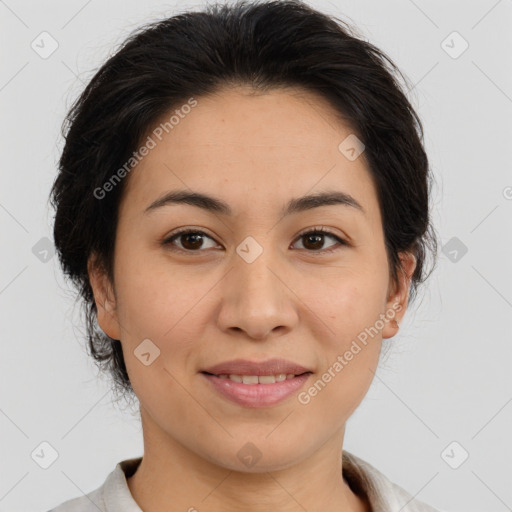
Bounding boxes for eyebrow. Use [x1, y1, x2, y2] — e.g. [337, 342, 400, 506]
[144, 189, 365, 217]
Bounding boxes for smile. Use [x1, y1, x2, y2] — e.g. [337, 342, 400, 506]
[207, 373, 304, 384]
[201, 371, 312, 408]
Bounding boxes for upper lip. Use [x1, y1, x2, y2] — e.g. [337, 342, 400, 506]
[201, 358, 312, 376]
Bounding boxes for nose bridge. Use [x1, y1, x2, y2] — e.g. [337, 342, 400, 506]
[216, 234, 297, 338]
[233, 234, 283, 302]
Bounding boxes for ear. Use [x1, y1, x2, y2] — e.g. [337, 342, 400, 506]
[382, 251, 417, 339]
[87, 253, 121, 340]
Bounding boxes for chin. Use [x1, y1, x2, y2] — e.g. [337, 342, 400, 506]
[197, 439, 305, 474]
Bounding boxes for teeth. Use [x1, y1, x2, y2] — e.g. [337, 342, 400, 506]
[218, 374, 299, 384]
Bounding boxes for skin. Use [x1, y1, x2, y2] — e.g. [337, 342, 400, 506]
[88, 85, 416, 512]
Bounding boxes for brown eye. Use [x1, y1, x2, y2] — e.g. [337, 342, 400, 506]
[292, 228, 347, 253]
[179, 232, 206, 250]
[162, 226, 348, 255]
[163, 229, 218, 252]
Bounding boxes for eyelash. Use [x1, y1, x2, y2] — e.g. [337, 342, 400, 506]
[162, 226, 348, 255]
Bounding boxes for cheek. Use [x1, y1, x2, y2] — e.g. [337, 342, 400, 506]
[113, 244, 189, 329]
[303, 266, 388, 337]
[113, 251, 212, 376]
[300, 270, 385, 404]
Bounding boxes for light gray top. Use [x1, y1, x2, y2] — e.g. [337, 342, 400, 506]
[48, 451, 440, 512]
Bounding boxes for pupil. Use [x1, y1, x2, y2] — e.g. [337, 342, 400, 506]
[183, 233, 202, 250]
[306, 234, 323, 250]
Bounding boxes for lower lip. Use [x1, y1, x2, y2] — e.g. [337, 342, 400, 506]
[201, 372, 312, 408]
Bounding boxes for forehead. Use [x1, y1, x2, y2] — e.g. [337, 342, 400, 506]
[152, 85, 352, 154]
[121, 86, 379, 221]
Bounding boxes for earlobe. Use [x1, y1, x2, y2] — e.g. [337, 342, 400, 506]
[87, 255, 122, 340]
[382, 252, 417, 339]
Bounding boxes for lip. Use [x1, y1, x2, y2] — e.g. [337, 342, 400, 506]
[201, 372, 312, 408]
[201, 358, 312, 376]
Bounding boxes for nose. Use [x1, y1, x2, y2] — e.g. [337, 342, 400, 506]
[216, 243, 299, 340]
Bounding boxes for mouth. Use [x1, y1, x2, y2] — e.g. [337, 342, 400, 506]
[200, 371, 312, 384]
[200, 364, 313, 408]
[201, 357, 313, 378]
[199, 358, 313, 407]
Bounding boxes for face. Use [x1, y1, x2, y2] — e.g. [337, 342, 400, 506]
[89, 85, 415, 472]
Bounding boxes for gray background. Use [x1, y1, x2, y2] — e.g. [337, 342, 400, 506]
[1, 0, 511, 511]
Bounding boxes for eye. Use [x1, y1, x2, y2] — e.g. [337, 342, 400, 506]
[292, 226, 348, 253]
[162, 226, 348, 254]
[162, 228, 219, 253]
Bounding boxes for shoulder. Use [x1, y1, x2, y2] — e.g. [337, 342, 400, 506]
[342, 450, 441, 512]
[47, 485, 104, 512]
[47, 457, 142, 512]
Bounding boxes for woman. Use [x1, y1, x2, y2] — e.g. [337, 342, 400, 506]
[49, 1, 439, 510]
